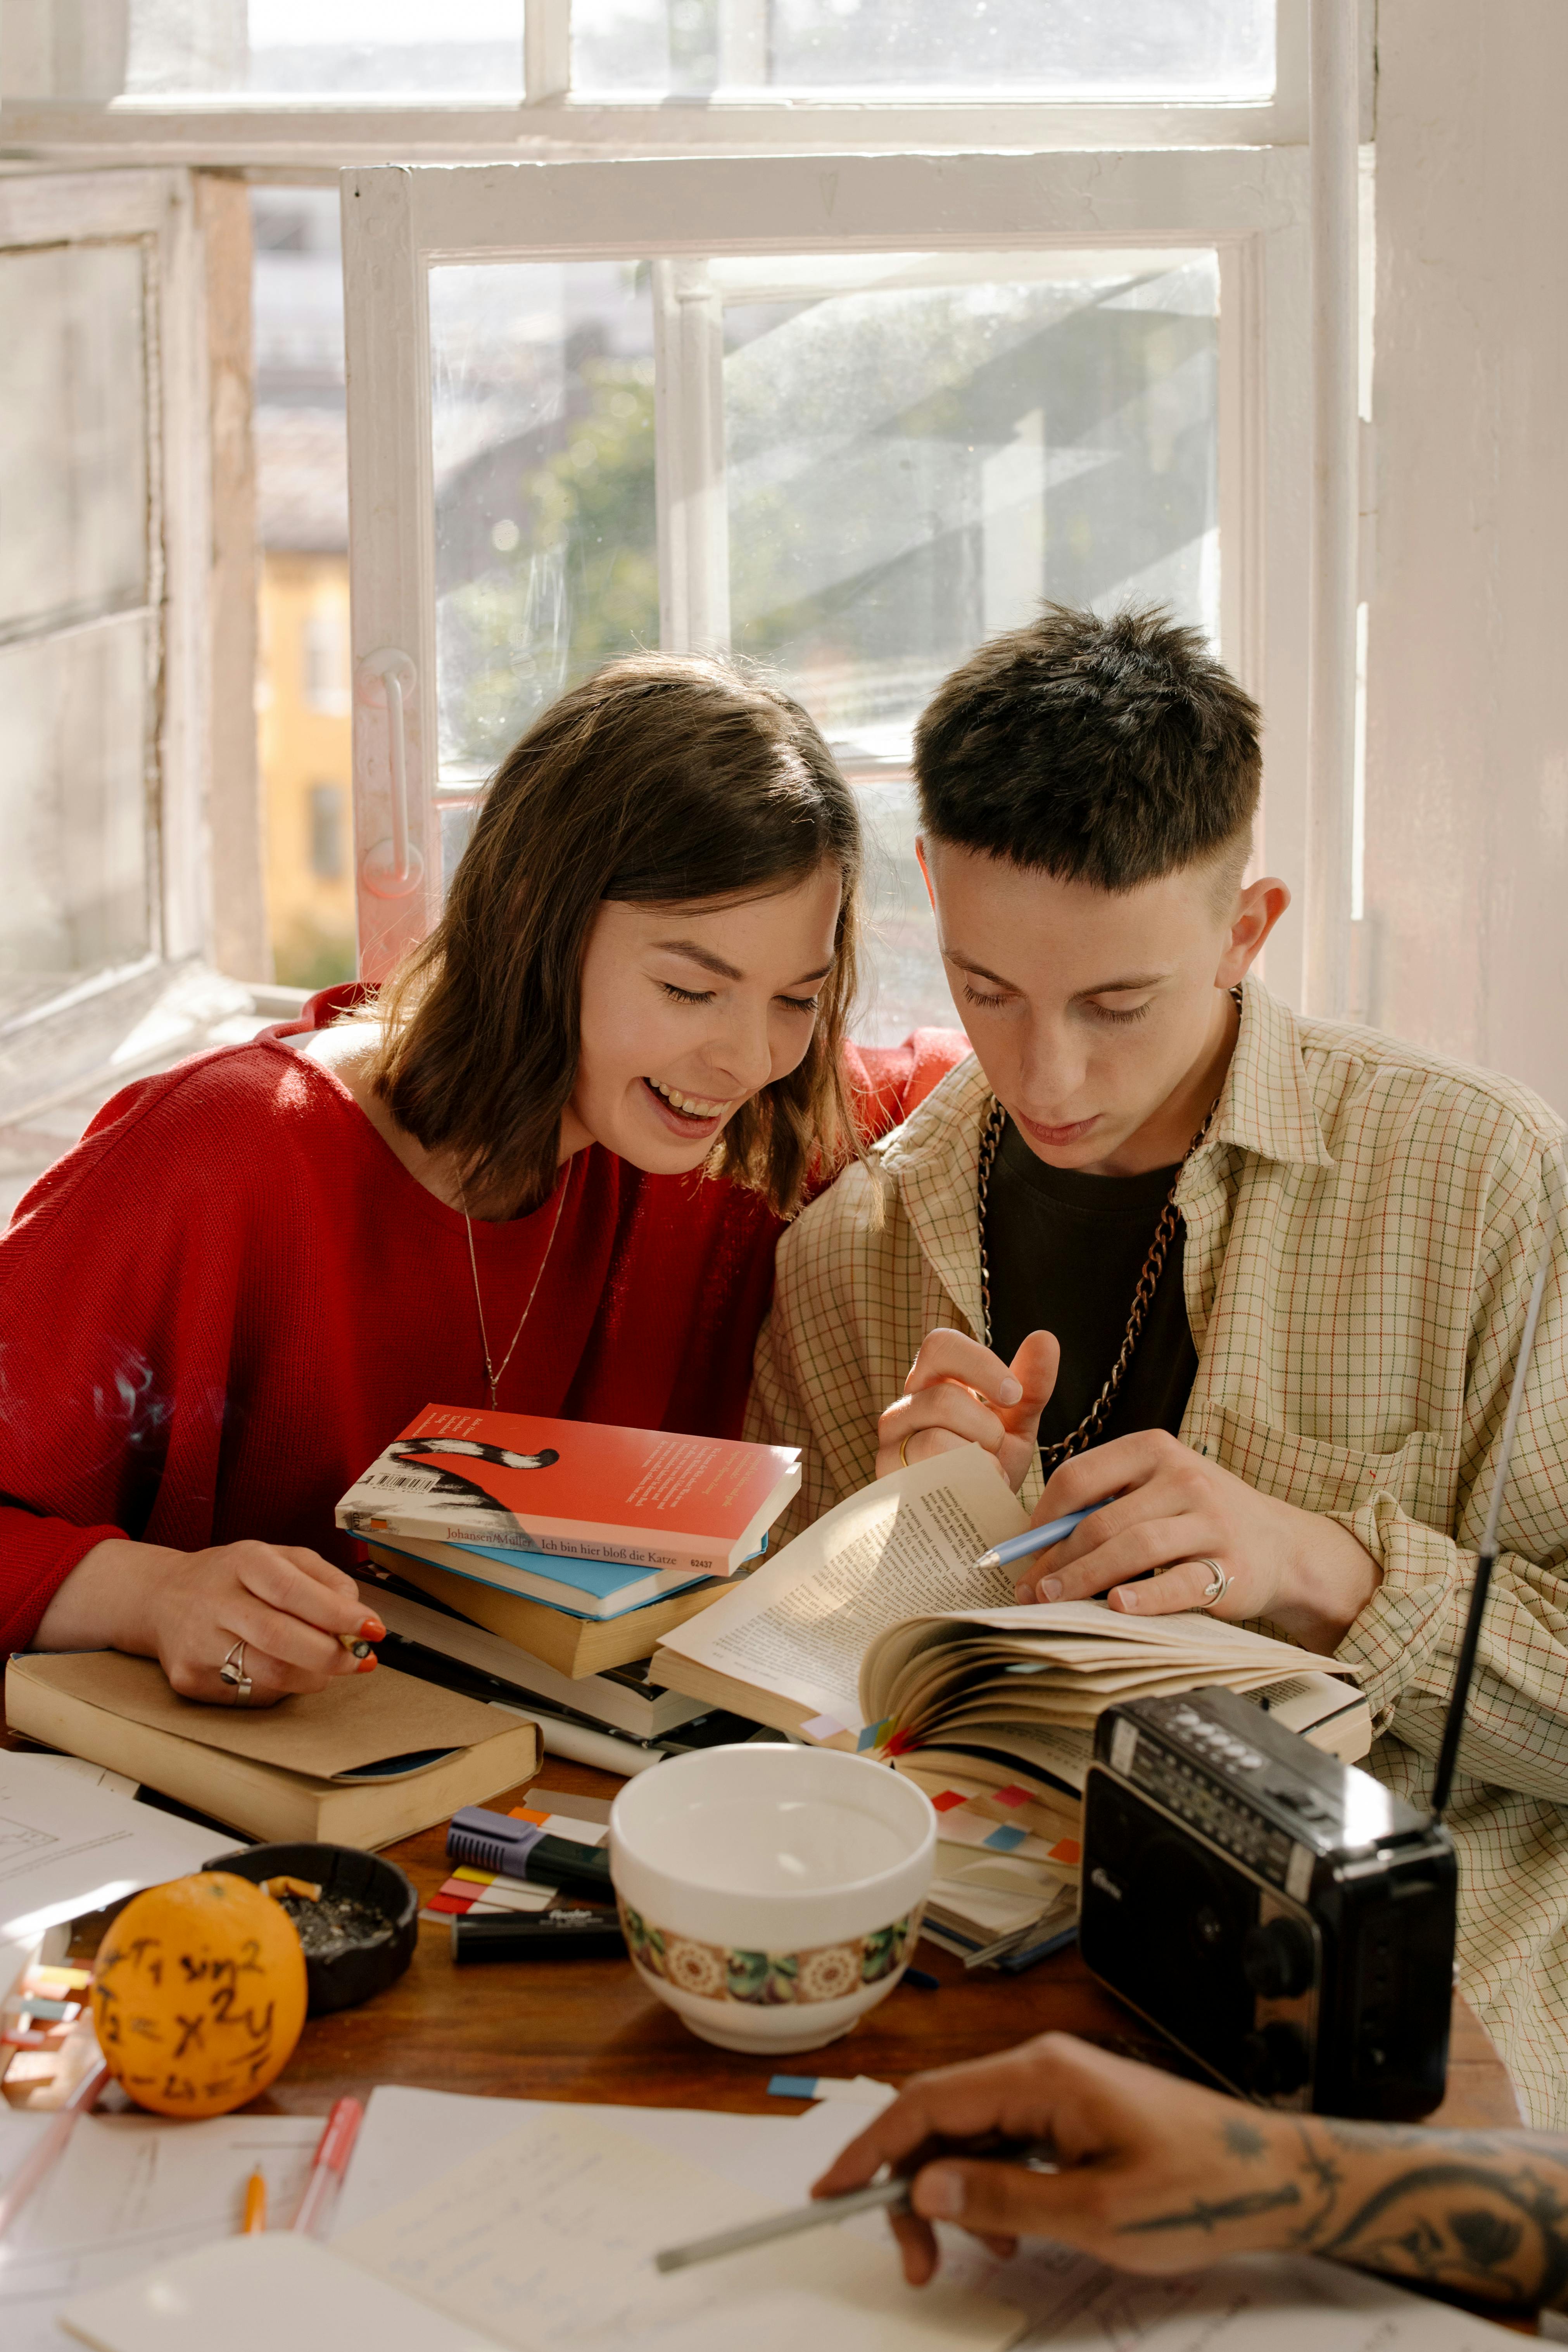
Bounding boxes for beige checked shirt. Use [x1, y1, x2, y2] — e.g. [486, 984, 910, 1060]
[749, 980, 1568, 2124]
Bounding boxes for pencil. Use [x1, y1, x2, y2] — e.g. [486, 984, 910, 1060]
[338, 1632, 375, 1658]
[242, 2168, 267, 2233]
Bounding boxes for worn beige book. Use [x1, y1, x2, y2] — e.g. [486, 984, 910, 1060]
[4, 1653, 539, 1849]
[653, 1447, 1359, 1760]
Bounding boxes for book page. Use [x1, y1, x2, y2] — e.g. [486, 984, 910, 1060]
[654, 1448, 1029, 1733]
[335, 2102, 1023, 2352]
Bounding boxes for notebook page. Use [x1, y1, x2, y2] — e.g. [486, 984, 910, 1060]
[655, 1447, 1027, 1732]
[334, 2102, 1024, 2352]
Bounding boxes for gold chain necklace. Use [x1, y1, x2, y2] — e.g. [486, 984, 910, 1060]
[457, 1172, 569, 1414]
[976, 985, 1241, 1470]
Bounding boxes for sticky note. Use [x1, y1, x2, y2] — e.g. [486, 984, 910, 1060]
[800, 1715, 848, 1741]
[982, 1825, 1028, 1853]
[1050, 1839, 1082, 1866]
[931, 1790, 969, 1813]
[991, 1785, 1032, 1808]
[768, 2074, 819, 2099]
[857, 1719, 892, 1753]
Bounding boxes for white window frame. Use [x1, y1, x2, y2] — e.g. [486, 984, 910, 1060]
[0, 0, 1314, 166]
[0, 167, 221, 1117]
[342, 147, 1312, 1000]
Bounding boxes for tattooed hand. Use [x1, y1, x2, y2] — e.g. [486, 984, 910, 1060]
[811, 2032, 1568, 2314]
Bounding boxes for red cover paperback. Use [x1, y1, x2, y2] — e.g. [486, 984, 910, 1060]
[336, 1404, 801, 1574]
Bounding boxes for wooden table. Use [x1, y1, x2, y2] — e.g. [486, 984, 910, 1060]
[251, 1758, 1520, 2131]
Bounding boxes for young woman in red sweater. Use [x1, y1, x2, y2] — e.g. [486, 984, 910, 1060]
[2, 656, 958, 1706]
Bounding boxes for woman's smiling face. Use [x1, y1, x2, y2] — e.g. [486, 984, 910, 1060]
[563, 863, 843, 1173]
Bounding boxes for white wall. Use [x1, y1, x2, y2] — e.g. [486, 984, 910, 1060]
[1363, 0, 1568, 1117]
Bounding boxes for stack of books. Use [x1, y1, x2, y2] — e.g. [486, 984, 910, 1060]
[336, 1405, 802, 1751]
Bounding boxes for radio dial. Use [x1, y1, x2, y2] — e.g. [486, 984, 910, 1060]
[1242, 1917, 1315, 2000]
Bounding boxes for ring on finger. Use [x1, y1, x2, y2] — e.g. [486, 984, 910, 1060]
[1193, 1558, 1230, 1609]
[899, 1433, 914, 1471]
[218, 1637, 253, 1704]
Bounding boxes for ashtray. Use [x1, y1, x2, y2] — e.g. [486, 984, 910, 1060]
[204, 1842, 418, 2016]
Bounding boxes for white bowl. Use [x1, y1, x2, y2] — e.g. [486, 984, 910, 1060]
[609, 1744, 936, 2055]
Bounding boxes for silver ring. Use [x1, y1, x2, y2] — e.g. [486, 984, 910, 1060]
[218, 1639, 252, 1704]
[1194, 1558, 1230, 1609]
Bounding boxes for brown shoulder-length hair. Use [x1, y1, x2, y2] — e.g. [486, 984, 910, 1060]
[370, 653, 863, 1220]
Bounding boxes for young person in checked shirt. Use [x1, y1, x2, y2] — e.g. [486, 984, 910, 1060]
[748, 604, 1568, 2126]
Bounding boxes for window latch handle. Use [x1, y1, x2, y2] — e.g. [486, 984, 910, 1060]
[358, 648, 425, 900]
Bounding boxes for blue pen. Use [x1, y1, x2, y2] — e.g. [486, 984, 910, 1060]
[972, 1499, 1109, 1574]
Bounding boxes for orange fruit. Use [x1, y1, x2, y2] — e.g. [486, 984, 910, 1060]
[92, 1872, 308, 2118]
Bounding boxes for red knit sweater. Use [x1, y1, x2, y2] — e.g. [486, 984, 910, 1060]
[0, 1003, 965, 1654]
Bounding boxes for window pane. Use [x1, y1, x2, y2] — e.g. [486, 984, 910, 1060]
[720, 249, 1219, 1043]
[0, 621, 152, 977]
[85, 1, 525, 98]
[0, 244, 148, 640]
[725, 252, 1219, 760]
[252, 188, 356, 989]
[429, 262, 658, 791]
[572, 0, 1273, 100]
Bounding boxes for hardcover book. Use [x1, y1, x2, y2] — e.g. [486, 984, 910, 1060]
[337, 1404, 800, 1576]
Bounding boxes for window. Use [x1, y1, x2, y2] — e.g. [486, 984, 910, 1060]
[345, 150, 1307, 1019]
[0, 169, 221, 1122]
[571, 0, 1275, 102]
[3, 2, 1332, 1025]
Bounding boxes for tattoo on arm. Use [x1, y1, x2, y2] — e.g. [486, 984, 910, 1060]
[1115, 2116, 1568, 2315]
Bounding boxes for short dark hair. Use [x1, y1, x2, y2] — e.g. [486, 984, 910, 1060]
[914, 604, 1262, 892]
[371, 653, 863, 1220]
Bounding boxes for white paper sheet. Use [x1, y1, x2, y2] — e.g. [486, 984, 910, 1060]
[334, 2102, 1023, 2352]
[979, 2239, 1522, 2350]
[0, 2111, 321, 2352]
[333, 2084, 865, 2240]
[0, 1749, 225, 1950]
[59, 2231, 504, 2352]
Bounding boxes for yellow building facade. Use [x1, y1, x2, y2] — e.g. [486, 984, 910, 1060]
[257, 549, 357, 989]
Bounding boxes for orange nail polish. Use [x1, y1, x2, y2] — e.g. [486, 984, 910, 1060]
[357, 1654, 378, 1673]
[359, 1617, 385, 1640]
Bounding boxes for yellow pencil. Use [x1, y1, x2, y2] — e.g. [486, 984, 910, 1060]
[242, 2169, 267, 2234]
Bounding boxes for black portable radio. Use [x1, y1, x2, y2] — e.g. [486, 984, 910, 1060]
[1079, 1685, 1457, 2117]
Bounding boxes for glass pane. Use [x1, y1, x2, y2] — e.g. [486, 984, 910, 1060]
[572, 0, 1273, 100]
[251, 188, 357, 989]
[429, 261, 658, 791]
[725, 251, 1219, 759]
[100, 1, 524, 97]
[720, 249, 1219, 1043]
[0, 243, 148, 640]
[0, 621, 152, 977]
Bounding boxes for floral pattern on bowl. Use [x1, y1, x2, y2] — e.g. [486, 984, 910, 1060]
[618, 1899, 922, 2007]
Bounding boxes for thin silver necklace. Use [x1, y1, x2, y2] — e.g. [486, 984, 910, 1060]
[976, 983, 1242, 1468]
[456, 1171, 569, 1413]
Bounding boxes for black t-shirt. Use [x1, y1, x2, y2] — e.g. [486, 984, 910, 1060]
[983, 1115, 1198, 1460]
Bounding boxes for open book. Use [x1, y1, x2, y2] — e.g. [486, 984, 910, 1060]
[652, 1447, 1367, 1789]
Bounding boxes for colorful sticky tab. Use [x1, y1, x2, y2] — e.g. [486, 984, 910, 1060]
[768, 2075, 820, 2099]
[885, 1730, 914, 1756]
[856, 1719, 893, 1753]
[1050, 1839, 1083, 1866]
[991, 1785, 1032, 1808]
[931, 1789, 969, 1813]
[800, 1714, 848, 1741]
[983, 1825, 1028, 1853]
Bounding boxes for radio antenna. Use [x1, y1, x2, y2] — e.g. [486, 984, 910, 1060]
[1430, 1218, 1555, 1818]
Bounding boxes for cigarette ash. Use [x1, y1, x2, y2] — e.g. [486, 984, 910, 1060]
[277, 1890, 395, 1960]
